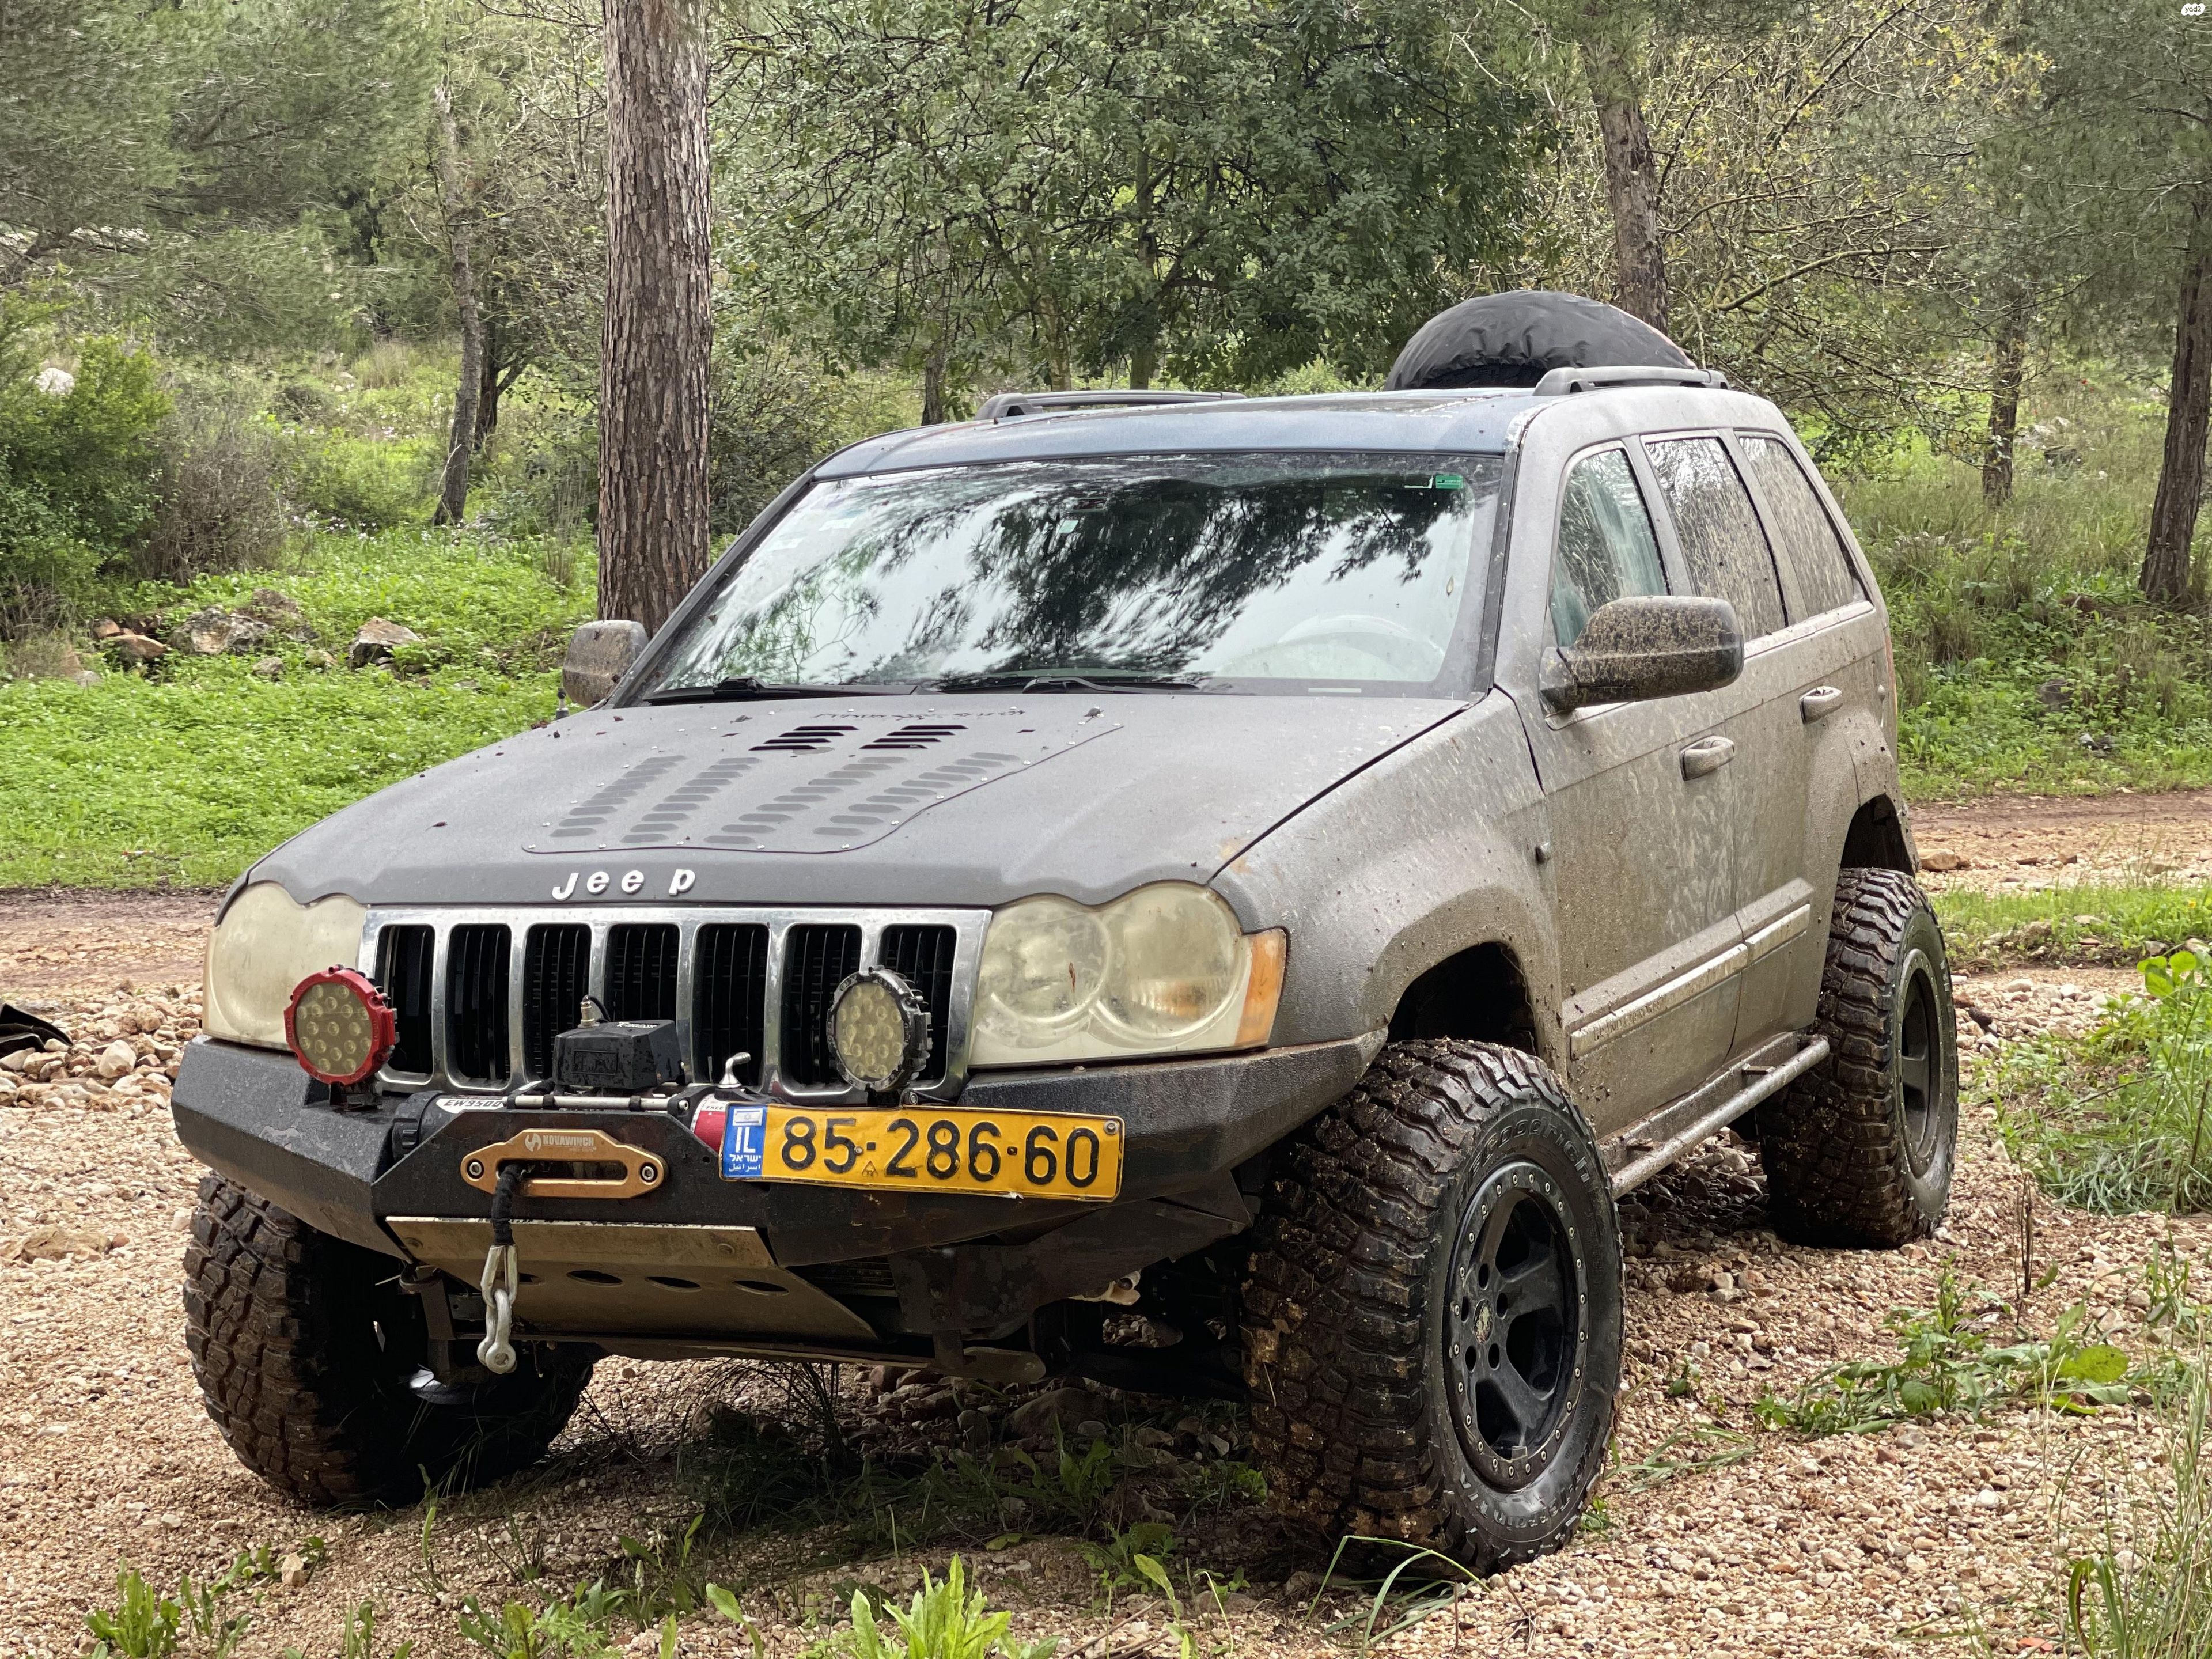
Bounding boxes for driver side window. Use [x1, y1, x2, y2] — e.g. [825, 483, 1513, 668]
[1551, 447, 1667, 647]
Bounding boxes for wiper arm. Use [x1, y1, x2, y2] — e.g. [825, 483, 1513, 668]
[920, 672, 1232, 694]
[642, 677, 899, 704]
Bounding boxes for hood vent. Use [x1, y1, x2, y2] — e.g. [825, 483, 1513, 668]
[754, 724, 857, 754]
[862, 722, 966, 752]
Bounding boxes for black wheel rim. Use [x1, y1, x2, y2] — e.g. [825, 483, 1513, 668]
[1896, 948, 1943, 1170]
[1445, 1161, 1584, 1490]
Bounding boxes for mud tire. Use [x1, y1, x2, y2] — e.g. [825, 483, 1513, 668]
[1243, 1040, 1620, 1572]
[1759, 868, 1959, 1248]
[183, 1174, 593, 1506]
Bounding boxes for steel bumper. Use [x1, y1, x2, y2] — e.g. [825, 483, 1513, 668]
[171, 1031, 1382, 1267]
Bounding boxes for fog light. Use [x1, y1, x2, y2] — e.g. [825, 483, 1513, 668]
[828, 967, 929, 1093]
[285, 966, 397, 1086]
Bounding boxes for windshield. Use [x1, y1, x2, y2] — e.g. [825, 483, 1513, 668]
[637, 451, 1502, 697]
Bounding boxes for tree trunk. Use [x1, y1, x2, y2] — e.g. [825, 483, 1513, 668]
[921, 343, 949, 426]
[2145, 207, 2212, 604]
[1982, 297, 2029, 507]
[431, 84, 483, 529]
[1128, 336, 1155, 391]
[474, 323, 505, 451]
[598, 0, 713, 634]
[1582, 29, 1668, 338]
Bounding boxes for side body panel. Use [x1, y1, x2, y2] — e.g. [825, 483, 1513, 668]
[1209, 691, 1559, 1060]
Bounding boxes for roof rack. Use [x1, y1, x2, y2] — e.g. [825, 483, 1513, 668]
[975, 389, 1244, 422]
[1531, 365, 1729, 397]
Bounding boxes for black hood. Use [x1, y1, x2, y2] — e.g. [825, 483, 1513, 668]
[249, 693, 1464, 913]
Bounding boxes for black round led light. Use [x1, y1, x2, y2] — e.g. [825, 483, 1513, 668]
[827, 967, 930, 1094]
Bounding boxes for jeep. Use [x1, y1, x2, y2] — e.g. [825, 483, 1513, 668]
[176, 296, 1955, 1569]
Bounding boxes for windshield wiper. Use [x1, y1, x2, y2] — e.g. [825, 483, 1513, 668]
[918, 671, 1233, 694]
[643, 676, 903, 704]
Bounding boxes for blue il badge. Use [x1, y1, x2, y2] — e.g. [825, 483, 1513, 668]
[721, 1104, 767, 1180]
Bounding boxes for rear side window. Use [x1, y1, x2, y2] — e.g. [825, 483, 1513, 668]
[1551, 447, 1667, 647]
[1646, 437, 1785, 638]
[1740, 434, 1865, 617]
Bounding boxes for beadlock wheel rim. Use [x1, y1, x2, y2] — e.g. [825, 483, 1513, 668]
[1445, 1160, 1585, 1489]
[1897, 947, 1943, 1171]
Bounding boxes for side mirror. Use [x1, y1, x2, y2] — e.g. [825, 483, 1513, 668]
[1540, 595, 1743, 713]
[562, 620, 648, 708]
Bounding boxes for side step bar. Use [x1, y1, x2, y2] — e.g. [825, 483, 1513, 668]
[1606, 1034, 1830, 1195]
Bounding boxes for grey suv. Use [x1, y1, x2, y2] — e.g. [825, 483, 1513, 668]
[176, 350, 1956, 1569]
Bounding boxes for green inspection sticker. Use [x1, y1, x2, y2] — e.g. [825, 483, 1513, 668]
[1428, 473, 1465, 490]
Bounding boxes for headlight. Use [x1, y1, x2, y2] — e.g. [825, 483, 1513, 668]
[971, 882, 1284, 1066]
[203, 882, 369, 1050]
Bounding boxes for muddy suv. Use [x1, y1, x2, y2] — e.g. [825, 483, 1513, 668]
[175, 348, 1955, 1569]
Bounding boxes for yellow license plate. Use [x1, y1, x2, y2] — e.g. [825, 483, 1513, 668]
[725, 1105, 1124, 1202]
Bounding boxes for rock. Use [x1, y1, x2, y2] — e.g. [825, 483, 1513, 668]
[90, 618, 122, 641]
[245, 587, 302, 620]
[95, 1040, 134, 1079]
[111, 632, 169, 665]
[181, 608, 271, 656]
[1920, 850, 1967, 872]
[2038, 678, 2070, 709]
[4, 1225, 112, 1263]
[279, 1552, 309, 1589]
[1008, 1385, 1113, 1437]
[958, 1407, 991, 1455]
[303, 649, 335, 669]
[1075, 1418, 1109, 1440]
[35, 365, 75, 396]
[1283, 1571, 1323, 1603]
[251, 656, 283, 681]
[349, 616, 421, 667]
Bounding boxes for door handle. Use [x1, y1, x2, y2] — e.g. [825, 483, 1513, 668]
[1800, 685, 1845, 723]
[1680, 734, 1736, 779]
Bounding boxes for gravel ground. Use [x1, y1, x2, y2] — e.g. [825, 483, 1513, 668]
[0, 884, 2199, 1658]
[1912, 788, 2212, 892]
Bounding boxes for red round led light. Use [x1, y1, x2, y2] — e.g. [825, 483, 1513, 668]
[285, 965, 397, 1086]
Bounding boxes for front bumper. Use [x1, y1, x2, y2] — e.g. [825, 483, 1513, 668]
[170, 1032, 1381, 1268]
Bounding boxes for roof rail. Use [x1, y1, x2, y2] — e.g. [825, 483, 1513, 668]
[975, 389, 1244, 422]
[1531, 365, 1729, 397]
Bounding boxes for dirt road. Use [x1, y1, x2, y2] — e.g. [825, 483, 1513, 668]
[0, 798, 2204, 1658]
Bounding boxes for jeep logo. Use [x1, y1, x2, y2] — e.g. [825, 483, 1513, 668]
[551, 868, 695, 901]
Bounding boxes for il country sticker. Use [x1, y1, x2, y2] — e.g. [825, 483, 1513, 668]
[720, 1104, 767, 1180]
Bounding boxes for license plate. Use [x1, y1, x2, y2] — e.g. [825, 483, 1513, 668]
[721, 1104, 1123, 1202]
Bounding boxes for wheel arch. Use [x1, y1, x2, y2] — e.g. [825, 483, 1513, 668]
[1387, 941, 1543, 1060]
[1840, 793, 1916, 874]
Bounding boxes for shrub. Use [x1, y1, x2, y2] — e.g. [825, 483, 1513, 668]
[142, 382, 284, 581]
[280, 427, 431, 529]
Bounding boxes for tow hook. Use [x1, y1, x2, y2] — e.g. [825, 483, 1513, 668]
[476, 1160, 537, 1374]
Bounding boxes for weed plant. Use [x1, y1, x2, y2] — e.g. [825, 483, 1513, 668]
[1998, 952, 2212, 1213]
[1936, 886, 2212, 972]
[1754, 1274, 2134, 1434]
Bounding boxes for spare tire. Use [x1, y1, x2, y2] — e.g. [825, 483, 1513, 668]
[1386, 290, 1693, 392]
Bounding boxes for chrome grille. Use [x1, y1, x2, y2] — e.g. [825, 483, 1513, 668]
[362, 905, 986, 1100]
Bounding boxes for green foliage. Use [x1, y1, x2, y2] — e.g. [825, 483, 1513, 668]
[281, 428, 434, 530]
[456, 1581, 626, 1659]
[732, 0, 1547, 399]
[2065, 1358, 2212, 1658]
[1997, 952, 2212, 1214]
[282, 1603, 416, 1659]
[1618, 1425, 1755, 1493]
[1078, 1522, 1177, 1592]
[84, 1543, 323, 1659]
[830, 1559, 1053, 1659]
[1754, 1274, 2134, 1435]
[1834, 389, 2212, 797]
[1934, 884, 2212, 972]
[0, 526, 587, 886]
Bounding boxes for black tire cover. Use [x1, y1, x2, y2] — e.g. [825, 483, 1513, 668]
[1384, 290, 1694, 391]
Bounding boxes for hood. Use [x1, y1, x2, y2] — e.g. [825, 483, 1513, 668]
[251, 692, 1465, 912]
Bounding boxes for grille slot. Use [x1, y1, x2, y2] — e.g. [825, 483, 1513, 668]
[780, 925, 863, 1086]
[376, 926, 435, 1074]
[694, 924, 768, 1087]
[606, 924, 679, 1022]
[880, 924, 957, 1082]
[445, 925, 512, 1083]
[522, 925, 590, 1079]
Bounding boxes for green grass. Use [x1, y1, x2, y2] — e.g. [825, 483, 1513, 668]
[1935, 883, 2212, 971]
[1995, 952, 2212, 1214]
[0, 525, 589, 887]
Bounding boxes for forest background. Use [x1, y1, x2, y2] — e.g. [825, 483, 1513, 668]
[7, 0, 2212, 885]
